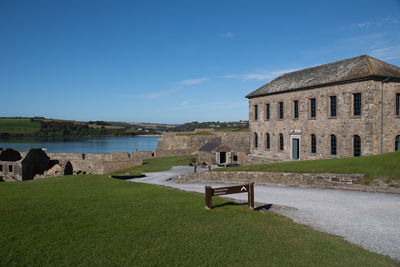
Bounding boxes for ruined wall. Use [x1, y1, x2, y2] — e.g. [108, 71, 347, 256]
[131, 151, 153, 160]
[156, 133, 221, 153]
[0, 161, 22, 181]
[156, 132, 250, 155]
[178, 171, 363, 187]
[248, 80, 400, 160]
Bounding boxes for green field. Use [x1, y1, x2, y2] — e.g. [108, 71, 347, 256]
[112, 154, 196, 175]
[217, 151, 400, 184]
[0, 175, 397, 266]
[0, 118, 40, 135]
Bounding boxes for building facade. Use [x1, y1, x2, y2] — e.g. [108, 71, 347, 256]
[246, 55, 400, 161]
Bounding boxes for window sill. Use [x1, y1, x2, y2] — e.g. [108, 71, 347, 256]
[330, 155, 337, 158]
[352, 116, 361, 119]
[310, 153, 316, 156]
[308, 118, 317, 120]
[328, 116, 337, 119]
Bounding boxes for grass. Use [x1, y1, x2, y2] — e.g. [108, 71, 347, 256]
[216, 151, 400, 184]
[215, 127, 250, 132]
[0, 175, 398, 266]
[0, 118, 41, 135]
[112, 154, 196, 175]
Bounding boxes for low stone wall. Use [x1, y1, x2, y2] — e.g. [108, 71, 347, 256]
[131, 151, 153, 160]
[178, 171, 364, 187]
[245, 154, 284, 165]
[154, 150, 193, 158]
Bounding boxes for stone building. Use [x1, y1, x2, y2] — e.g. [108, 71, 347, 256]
[246, 55, 400, 161]
[197, 142, 246, 166]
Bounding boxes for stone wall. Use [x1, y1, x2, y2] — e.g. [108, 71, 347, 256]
[178, 171, 363, 187]
[156, 131, 250, 157]
[248, 80, 400, 160]
[131, 151, 153, 160]
[156, 133, 221, 153]
[154, 150, 193, 158]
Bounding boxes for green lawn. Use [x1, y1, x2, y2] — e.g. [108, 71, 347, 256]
[0, 118, 41, 135]
[217, 151, 400, 184]
[112, 154, 196, 175]
[0, 175, 397, 266]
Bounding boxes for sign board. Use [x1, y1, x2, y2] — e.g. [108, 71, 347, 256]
[205, 183, 254, 210]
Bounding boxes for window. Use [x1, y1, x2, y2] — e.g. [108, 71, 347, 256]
[0, 165, 2, 172]
[311, 134, 316, 154]
[266, 133, 270, 150]
[396, 93, 400, 116]
[353, 135, 361, 157]
[353, 93, 361, 116]
[330, 96, 337, 117]
[279, 102, 284, 120]
[254, 105, 258, 121]
[294, 100, 299, 119]
[8, 165, 13, 172]
[396, 136, 400, 151]
[310, 98, 316, 118]
[330, 135, 337, 156]
[265, 104, 270, 120]
[254, 133, 258, 149]
[279, 134, 284, 151]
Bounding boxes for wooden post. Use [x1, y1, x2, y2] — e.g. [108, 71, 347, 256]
[194, 164, 197, 173]
[208, 165, 211, 171]
[205, 186, 212, 210]
[248, 183, 254, 210]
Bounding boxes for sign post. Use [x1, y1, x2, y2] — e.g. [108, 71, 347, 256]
[205, 183, 254, 210]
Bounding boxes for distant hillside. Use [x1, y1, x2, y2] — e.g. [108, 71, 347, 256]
[0, 117, 160, 137]
[0, 117, 249, 137]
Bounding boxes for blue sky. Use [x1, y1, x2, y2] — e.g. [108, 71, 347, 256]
[1, 0, 400, 124]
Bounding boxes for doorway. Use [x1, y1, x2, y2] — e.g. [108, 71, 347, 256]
[219, 152, 226, 164]
[292, 138, 299, 160]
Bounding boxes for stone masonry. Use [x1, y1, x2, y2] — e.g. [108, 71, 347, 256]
[178, 171, 364, 187]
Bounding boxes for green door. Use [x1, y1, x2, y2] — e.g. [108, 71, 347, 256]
[292, 139, 299, 160]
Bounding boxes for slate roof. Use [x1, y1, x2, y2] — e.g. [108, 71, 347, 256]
[198, 142, 221, 153]
[246, 55, 400, 98]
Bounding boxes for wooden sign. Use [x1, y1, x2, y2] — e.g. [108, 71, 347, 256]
[205, 183, 254, 210]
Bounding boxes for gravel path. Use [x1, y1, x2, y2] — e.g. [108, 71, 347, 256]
[128, 166, 400, 260]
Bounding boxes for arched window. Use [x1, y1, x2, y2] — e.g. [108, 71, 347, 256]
[311, 134, 316, 154]
[279, 134, 284, 151]
[254, 133, 258, 149]
[396, 135, 400, 151]
[265, 133, 270, 150]
[353, 135, 361, 157]
[330, 135, 337, 156]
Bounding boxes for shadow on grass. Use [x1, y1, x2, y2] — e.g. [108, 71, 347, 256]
[212, 202, 273, 211]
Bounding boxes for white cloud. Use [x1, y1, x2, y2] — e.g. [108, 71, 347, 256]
[224, 68, 299, 81]
[354, 17, 399, 28]
[178, 77, 208, 85]
[370, 46, 400, 60]
[220, 32, 233, 38]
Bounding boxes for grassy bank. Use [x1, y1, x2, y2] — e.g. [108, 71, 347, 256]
[0, 118, 41, 135]
[112, 154, 196, 175]
[0, 175, 397, 266]
[217, 151, 400, 184]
